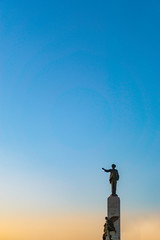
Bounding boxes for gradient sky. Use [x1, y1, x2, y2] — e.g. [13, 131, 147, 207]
[0, 1, 160, 239]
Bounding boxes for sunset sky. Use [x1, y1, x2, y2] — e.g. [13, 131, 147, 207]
[0, 0, 160, 239]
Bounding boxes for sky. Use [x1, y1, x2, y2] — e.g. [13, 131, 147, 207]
[0, 0, 160, 239]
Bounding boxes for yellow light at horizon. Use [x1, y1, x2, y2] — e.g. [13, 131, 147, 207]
[0, 212, 159, 240]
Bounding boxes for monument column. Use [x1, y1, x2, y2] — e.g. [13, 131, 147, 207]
[102, 164, 120, 240]
[107, 196, 120, 240]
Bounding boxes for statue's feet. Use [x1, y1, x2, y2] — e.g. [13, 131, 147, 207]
[110, 193, 118, 197]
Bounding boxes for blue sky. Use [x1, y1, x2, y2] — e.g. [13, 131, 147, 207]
[0, 0, 160, 218]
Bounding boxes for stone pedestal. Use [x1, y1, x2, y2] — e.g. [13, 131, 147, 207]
[106, 196, 120, 240]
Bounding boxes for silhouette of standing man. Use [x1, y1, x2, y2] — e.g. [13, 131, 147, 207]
[102, 164, 119, 196]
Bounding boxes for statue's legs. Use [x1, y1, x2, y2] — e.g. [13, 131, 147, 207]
[102, 233, 106, 240]
[111, 179, 117, 195]
[107, 230, 111, 240]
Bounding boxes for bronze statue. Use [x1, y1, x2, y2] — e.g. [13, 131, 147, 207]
[103, 216, 119, 240]
[102, 164, 119, 196]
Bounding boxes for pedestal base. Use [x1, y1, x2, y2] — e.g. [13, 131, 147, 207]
[106, 195, 120, 240]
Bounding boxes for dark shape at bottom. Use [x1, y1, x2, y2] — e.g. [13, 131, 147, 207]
[102, 216, 119, 240]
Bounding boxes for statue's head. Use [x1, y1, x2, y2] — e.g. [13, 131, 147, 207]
[112, 164, 116, 169]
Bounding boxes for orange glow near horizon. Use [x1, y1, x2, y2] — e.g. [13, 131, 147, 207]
[0, 212, 159, 240]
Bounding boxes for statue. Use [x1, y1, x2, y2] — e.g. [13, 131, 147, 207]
[103, 216, 119, 240]
[102, 164, 119, 196]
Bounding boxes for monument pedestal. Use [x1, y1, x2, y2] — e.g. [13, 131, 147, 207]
[106, 195, 120, 240]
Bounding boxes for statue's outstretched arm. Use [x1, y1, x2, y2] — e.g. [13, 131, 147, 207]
[102, 168, 110, 172]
